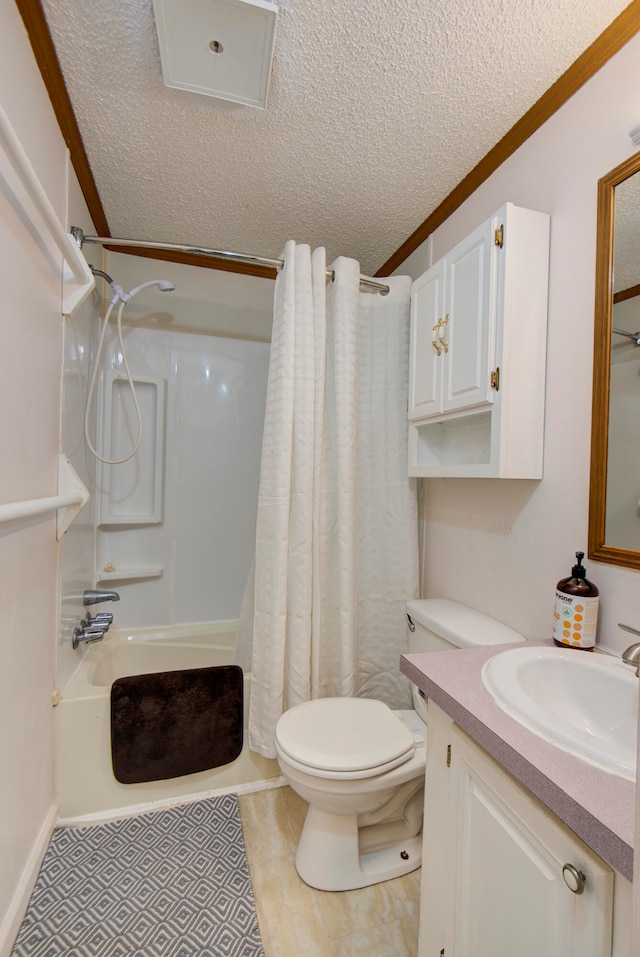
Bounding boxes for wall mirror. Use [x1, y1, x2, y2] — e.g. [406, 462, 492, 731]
[589, 150, 640, 569]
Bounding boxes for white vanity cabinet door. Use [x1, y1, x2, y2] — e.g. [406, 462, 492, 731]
[420, 707, 614, 957]
[441, 214, 496, 414]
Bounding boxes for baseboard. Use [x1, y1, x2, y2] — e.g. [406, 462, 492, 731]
[57, 775, 287, 828]
[0, 803, 57, 957]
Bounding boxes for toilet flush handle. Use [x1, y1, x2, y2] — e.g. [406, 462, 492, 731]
[406, 614, 416, 632]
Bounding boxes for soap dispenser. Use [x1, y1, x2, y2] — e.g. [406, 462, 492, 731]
[552, 551, 599, 650]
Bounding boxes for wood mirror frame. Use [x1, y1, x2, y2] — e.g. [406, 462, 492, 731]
[588, 151, 640, 570]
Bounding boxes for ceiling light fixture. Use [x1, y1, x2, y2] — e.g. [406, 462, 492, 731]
[152, 0, 278, 109]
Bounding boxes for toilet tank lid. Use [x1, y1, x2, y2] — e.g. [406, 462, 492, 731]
[406, 599, 526, 648]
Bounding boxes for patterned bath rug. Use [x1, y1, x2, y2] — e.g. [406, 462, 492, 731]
[12, 793, 265, 957]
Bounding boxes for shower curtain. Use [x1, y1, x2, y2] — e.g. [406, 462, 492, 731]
[238, 241, 419, 759]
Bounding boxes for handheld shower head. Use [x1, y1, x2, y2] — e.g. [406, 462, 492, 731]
[121, 279, 176, 303]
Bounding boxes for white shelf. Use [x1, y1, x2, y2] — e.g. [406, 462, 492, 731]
[410, 410, 493, 477]
[96, 566, 163, 584]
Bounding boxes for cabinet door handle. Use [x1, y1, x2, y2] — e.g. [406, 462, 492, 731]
[432, 321, 442, 356]
[438, 314, 449, 353]
[562, 863, 586, 894]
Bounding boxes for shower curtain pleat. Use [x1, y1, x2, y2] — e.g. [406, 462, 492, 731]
[238, 241, 418, 759]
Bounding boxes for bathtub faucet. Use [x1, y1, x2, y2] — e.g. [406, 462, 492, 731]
[83, 589, 120, 606]
[72, 612, 116, 650]
[74, 591, 119, 649]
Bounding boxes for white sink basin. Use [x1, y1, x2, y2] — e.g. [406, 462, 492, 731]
[481, 647, 638, 780]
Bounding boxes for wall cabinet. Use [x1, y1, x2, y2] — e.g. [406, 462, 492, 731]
[420, 704, 618, 957]
[408, 203, 550, 477]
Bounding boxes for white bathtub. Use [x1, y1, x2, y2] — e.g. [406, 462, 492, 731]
[54, 621, 279, 819]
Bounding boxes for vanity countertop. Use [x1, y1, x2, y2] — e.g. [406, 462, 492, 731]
[401, 640, 635, 880]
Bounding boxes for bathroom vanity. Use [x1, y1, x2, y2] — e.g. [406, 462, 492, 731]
[401, 643, 634, 957]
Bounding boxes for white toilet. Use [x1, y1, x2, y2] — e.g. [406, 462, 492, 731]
[274, 598, 526, 891]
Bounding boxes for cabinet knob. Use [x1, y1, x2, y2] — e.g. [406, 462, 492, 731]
[562, 863, 586, 894]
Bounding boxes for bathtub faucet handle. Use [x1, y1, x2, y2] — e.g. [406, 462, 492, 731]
[72, 626, 106, 650]
[81, 613, 113, 639]
[83, 589, 120, 606]
[87, 612, 114, 628]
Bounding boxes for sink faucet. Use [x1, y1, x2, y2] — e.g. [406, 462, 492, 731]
[621, 644, 640, 676]
[619, 623, 640, 676]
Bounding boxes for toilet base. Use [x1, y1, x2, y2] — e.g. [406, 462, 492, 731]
[294, 805, 422, 891]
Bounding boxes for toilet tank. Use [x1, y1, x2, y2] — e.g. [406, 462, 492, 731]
[406, 599, 527, 652]
[405, 598, 526, 721]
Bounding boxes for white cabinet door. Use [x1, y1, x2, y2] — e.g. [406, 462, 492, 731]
[442, 216, 496, 413]
[408, 217, 496, 420]
[408, 260, 443, 420]
[420, 709, 613, 957]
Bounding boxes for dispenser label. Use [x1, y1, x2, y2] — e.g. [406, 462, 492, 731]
[552, 593, 599, 648]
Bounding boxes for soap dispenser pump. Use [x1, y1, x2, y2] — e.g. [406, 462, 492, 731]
[552, 551, 599, 650]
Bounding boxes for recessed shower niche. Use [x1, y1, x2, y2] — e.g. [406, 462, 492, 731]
[96, 371, 167, 585]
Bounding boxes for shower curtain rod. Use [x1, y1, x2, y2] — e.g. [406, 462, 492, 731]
[612, 327, 640, 346]
[71, 228, 390, 295]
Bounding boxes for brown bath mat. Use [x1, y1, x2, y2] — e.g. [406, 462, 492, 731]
[110, 665, 243, 784]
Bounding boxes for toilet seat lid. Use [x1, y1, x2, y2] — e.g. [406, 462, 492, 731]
[275, 697, 416, 773]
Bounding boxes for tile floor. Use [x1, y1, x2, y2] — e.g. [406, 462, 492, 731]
[238, 786, 421, 957]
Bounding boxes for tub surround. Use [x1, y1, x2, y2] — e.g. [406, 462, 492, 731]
[401, 640, 635, 880]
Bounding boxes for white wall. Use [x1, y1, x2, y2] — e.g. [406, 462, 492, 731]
[88, 254, 272, 629]
[0, 4, 68, 950]
[410, 34, 640, 655]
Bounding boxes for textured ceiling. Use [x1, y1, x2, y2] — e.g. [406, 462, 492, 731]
[43, 0, 631, 276]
